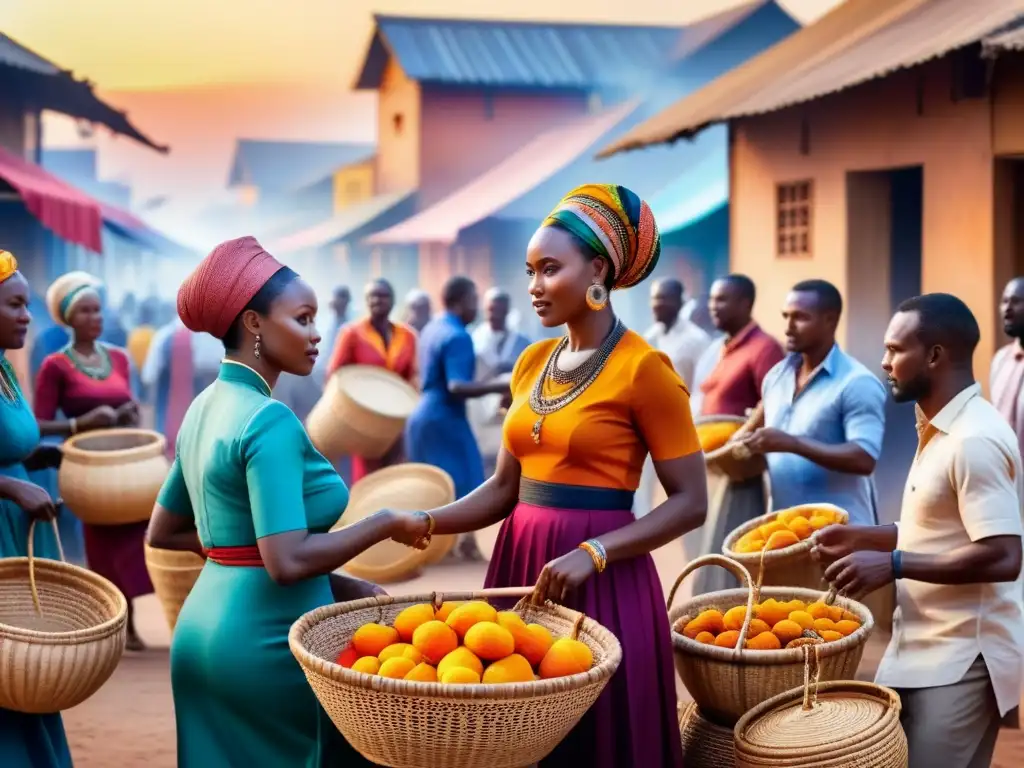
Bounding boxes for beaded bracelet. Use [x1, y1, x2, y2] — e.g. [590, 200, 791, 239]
[578, 539, 608, 573]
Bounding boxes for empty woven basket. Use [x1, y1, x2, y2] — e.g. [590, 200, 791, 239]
[289, 587, 622, 768]
[144, 544, 205, 631]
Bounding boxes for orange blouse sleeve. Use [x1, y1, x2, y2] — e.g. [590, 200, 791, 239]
[326, 326, 354, 376]
[633, 350, 701, 462]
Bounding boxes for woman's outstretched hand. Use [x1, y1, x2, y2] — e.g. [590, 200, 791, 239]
[385, 510, 433, 549]
[531, 548, 596, 605]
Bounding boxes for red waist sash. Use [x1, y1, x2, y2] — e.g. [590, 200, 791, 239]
[204, 545, 264, 567]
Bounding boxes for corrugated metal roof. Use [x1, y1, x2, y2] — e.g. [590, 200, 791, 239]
[0, 32, 60, 75]
[272, 191, 414, 253]
[599, 0, 1024, 157]
[983, 17, 1024, 55]
[227, 140, 375, 193]
[355, 14, 689, 90]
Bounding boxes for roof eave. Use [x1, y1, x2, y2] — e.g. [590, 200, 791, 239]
[352, 28, 393, 90]
[596, 120, 712, 159]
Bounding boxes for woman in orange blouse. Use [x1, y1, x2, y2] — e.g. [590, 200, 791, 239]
[386, 185, 708, 767]
[325, 278, 417, 483]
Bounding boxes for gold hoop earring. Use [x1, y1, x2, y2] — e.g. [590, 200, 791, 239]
[254, 334, 262, 359]
[585, 282, 609, 311]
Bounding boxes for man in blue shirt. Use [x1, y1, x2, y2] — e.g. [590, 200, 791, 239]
[740, 279, 886, 525]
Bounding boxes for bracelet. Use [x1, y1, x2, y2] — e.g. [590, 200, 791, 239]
[578, 539, 607, 573]
[69, 418, 77, 435]
[891, 549, 903, 580]
[411, 511, 435, 549]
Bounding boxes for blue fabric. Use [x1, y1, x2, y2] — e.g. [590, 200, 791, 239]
[761, 345, 886, 525]
[405, 313, 484, 499]
[30, 326, 69, 381]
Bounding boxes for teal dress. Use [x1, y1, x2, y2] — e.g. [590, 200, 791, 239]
[158, 361, 373, 767]
[0, 356, 73, 768]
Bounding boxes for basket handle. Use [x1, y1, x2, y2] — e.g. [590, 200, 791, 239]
[27, 517, 66, 617]
[801, 643, 823, 711]
[666, 554, 758, 652]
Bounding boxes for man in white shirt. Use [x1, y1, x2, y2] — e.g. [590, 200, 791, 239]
[813, 293, 1023, 768]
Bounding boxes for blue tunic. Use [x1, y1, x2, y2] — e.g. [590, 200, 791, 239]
[405, 313, 484, 498]
[0, 355, 72, 768]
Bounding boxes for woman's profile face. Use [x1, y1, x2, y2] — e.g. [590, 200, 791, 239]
[0, 273, 31, 350]
[525, 226, 608, 328]
[260, 277, 321, 376]
[69, 294, 103, 343]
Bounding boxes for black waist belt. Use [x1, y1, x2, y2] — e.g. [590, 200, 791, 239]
[518, 477, 635, 511]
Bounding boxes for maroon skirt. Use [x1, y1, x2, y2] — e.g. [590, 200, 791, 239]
[83, 521, 153, 600]
[484, 478, 682, 768]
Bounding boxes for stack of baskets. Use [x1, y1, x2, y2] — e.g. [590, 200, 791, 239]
[289, 588, 623, 768]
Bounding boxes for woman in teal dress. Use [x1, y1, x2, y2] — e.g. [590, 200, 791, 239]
[147, 236, 432, 768]
[0, 252, 73, 767]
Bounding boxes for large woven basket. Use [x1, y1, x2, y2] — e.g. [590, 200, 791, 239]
[698, 413, 767, 482]
[680, 700, 736, 767]
[289, 587, 623, 768]
[723, 504, 850, 591]
[306, 365, 419, 461]
[144, 544, 205, 631]
[59, 428, 170, 525]
[0, 520, 127, 713]
[667, 555, 873, 726]
[733, 655, 907, 768]
[332, 464, 454, 583]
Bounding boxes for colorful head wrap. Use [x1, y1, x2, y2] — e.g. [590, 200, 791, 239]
[46, 271, 104, 326]
[542, 183, 661, 290]
[177, 236, 285, 338]
[0, 250, 17, 284]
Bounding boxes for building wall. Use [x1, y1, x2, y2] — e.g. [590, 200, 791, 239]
[0, 91, 27, 156]
[730, 58, 998, 383]
[375, 58, 421, 195]
[332, 160, 375, 211]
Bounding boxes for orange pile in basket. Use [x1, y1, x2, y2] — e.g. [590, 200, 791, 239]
[732, 506, 844, 554]
[696, 421, 743, 453]
[334, 600, 594, 684]
[678, 598, 862, 650]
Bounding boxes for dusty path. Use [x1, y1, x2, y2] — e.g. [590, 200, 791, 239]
[63, 539, 1024, 767]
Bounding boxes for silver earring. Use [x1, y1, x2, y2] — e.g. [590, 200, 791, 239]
[254, 334, 262, 359]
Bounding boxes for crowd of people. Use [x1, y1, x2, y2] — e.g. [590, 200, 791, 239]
[0, 176, 1021, 768]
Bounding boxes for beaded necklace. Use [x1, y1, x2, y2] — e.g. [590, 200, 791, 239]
[63, 342, 112, 381]
[528, 318, 626, 445]
[0, 357, 20, 403]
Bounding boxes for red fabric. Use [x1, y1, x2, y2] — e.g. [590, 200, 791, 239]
[165, 326, 194, 459]
[0, 147, 103, 253]
[699, 323, 785, 417]
[33, 348, 133, 420]
[177, 236, 284, 338]
[205, 545, 264, 567]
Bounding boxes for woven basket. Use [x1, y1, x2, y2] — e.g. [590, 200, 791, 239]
[332, 464, 455, 583]
[0, 520, 127, 713]
[723, 504, 850, 591]
[59, 428, 170, 525]
[734, 652, 907, 768]
[679, 700, 736, 767]
[698, 413, 767, 482]
[667, 555, 873, 726]
[144, 544, 205, 631]
[289, 587, 623, 768]
[306, 365, 419, 461]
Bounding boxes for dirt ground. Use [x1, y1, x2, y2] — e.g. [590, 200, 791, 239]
[63, 531, 1024, 767]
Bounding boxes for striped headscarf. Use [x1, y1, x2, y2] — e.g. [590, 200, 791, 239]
[46, 271, 104, 326]
[0, 250, 17, 284]
[542, 183, 661, 290]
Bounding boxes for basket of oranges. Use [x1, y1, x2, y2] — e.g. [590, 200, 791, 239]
[696, 414, 766, 482]
[723, 503, 849, 591]
[289, 587, 622, 768]
[665, 555, 873, 726]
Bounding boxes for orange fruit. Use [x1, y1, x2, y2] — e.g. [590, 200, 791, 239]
[378, 643, 424, 664]
[723, 606, 747, 632]
[786, 599, 807, 613]
[755, 599, 790, 628]
[482, 653, 535, 684]
[539, 638, 594, 679]
[788, 611, 815, 631]
[496, 611, 526, 630]
[351, 656, 380, 675]
[379, 657, 417, 679]
[435, 601, 465, 622]
[393, 603, 436, 642]
[437, 647, 484, 679]
[806, 602, 830, 620]
[765, 530, 800, 551]
[440, 667, 481, 684]
[808, 515, 833, 531]
[714, 630, 741, 649]
[509, 623, 554, 667]
[834, 620, 861, 637]
[819, 630, 843, 642]
[745, 631, 782, 650]
[445, 601, 498, 639]
[777, 507, 810, 525]
[694, 631, 716, 644]
[335, 645, 358, 668]
[412, 620, 459, 665]
[827, 605, 845, 623]
[747, 619, 772, 637]
[758, 520, 788, 539]
[771, 619, 803, 646]
[464, 622, 515, 661]
[404, 663, 438, 683]
[813, 618, 837, 634]
[683, 609, 726, 639]
[786, 516, 814, 541]
[352, 623, 399, 658]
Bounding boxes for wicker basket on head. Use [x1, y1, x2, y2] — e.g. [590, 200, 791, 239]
[0, 520, 127, 713]
[289, 587, 623, 768]
[698, 413, 767, 482]
[733, 650, 907, 768]
[723, 504, 850, 591]
[306, 365, 419, 461]
[666, 555, 873, 726]
[144, 544, 205, 631]
[679, 700, 736, 767]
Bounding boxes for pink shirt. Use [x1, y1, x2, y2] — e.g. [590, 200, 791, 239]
[990, 342, 1024, 459]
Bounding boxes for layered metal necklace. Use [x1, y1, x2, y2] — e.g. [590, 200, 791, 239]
[63, 342, 112, 380]
[0, 357, 20, 403]
[528, 318, 626, 445]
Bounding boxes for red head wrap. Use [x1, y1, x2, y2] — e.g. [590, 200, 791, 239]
[177, 236, 285, 338]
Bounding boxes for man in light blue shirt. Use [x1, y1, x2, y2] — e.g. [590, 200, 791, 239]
[741, 279, 886, 525]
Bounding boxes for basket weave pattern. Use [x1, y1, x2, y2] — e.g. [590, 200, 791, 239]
[144, 544, 204, 631]
[679, 700, 736, 767]
[289, 589, 622, 768]
[0, 522, 127, 713]
[667, 555, 873, 725]
[698, 414, 767, 482]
